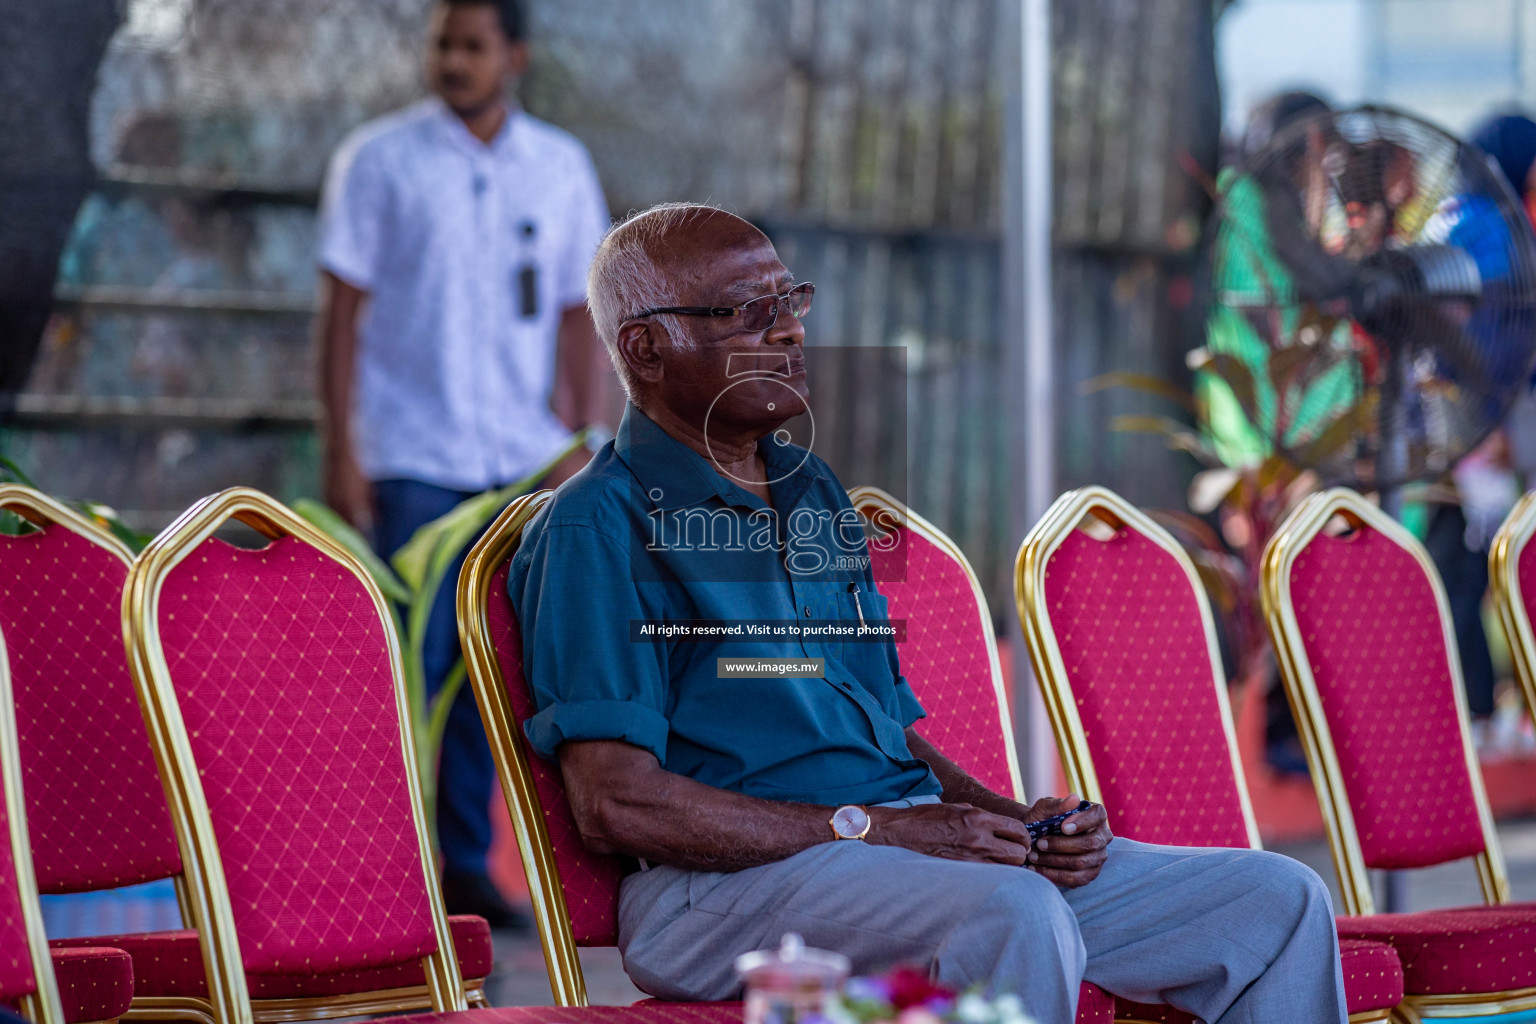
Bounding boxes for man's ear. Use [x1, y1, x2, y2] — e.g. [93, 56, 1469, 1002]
[507, 39, 531, 79]
[616, 319, 665, 387]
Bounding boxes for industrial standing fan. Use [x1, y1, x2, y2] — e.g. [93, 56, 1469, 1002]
[1204, 105, 1536, 488]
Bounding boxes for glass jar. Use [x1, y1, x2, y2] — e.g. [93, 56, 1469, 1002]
[735, 933, 851, 1024]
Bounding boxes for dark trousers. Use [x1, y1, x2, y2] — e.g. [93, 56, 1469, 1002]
[374, 478, 495, 876]
[1425, 504, 1496, 719]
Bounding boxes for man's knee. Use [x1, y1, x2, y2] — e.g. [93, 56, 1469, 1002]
[1239, 849, 1335, 925]
[940, 872, 1087, 994]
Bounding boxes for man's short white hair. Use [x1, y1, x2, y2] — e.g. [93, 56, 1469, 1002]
[587, 202, 727, 401]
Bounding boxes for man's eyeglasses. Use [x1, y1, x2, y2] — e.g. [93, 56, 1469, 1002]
[629, 282, 814, 334]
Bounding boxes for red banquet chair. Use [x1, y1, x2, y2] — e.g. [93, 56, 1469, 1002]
[0, 621, 134, 1024]
[1491, 490, 1536, 771]
[114, 487, 515, 1024]
[1263, 487, 1536, 1022]
[455, 489, 1112, 1024]
[0, 484, 490, 1024]
[1015, 485, 1404, 1024]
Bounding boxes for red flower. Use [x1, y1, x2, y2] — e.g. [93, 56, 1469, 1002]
[885, 966, 955, 1010]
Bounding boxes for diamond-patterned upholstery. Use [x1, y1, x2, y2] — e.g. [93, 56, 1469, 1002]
[1520, 528, 1536, 627]
[1113, 938, 1402, 1021]
[50, 915, 491, 1000]
[154, 535, 438, 976]
[2, 949, 136, 1024]
[1075, 981, 1114, 1022]
[0, 773, 37, 1005]
[1287, 527, 1485, 869]
[1336, 906, 1536, 996]
[0, 526, 181, 893]
[486, 562, 629, 946]
[1040, 527, 1251, 847]
[42, 947, 134, 1024]
[865, 521, 1013, 797]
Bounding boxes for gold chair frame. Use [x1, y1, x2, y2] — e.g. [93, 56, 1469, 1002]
[0, 623, 70, 1024]
[846, 485, 1025, 802]
[1263, 487, 1525, 1023]
[1490, 489, 1536, 746]
[122, 487, 474, 1024]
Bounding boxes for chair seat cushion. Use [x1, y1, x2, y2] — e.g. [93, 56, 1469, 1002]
[1076, 981, 1113, 1023]
[49, 946, 134, 1023]
[1110, 938, 1403, 1022]
[1338, 936, 1405, 1013]
[49, 915, 491, 1000]
[1337, 904, 1536, 996]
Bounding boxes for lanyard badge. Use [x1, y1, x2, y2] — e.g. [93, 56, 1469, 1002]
[516, 219, 538, 319]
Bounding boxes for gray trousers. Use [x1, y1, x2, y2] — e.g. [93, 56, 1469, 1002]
[617, 837, 1348, 1024]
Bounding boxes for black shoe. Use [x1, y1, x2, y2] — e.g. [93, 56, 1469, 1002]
[441, 869, 531, 932]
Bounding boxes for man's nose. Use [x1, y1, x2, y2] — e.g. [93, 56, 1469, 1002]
[766, 299, 805, 346]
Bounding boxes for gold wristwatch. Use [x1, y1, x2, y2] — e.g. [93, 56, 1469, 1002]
[829, 804, 871, 841]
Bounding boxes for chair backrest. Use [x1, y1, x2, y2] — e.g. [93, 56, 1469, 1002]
[0, 486, 182, 894]
[846, 487, 1023, 800]
[460, 490, 619, 1007]
[1015, 486, 1259, 850]
[123, 488, 463, 1024]
[1490, 490, 1536, 749]
[0, 624, 67, 1024]
[1263, 487, 1506, 915]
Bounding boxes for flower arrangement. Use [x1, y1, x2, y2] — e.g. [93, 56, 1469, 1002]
[820, 968, 1036, 1024]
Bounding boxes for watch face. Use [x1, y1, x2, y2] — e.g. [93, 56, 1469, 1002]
[831, 805, 870, 839]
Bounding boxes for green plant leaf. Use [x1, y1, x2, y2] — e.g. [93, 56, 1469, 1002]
[73, 501, 153, 554]
[1080, 372, 1199, 415]
[0, 509, 35, 537]
[0, 455, 36, 487]
[390, 430, 586, 594]
[426, 660, 468, 764]
[1293, 398, 1371, 468]
[1110, 415, 1221, 465]
[1191, 350, 1262, 427]
[293, 498, 411, 603]
[1266, 343, 1315, 397]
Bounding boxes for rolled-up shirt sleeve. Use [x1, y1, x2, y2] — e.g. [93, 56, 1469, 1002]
[891, 675, 928, 729]
[509, 519, 670, 762]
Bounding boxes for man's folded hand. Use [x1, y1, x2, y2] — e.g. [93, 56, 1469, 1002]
[1022, 794, 1113, 888]
[867, 802, 1032, 866]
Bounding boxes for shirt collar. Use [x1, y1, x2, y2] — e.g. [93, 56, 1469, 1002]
[431, 96, 525, 159]
[615, 403, 825, 513]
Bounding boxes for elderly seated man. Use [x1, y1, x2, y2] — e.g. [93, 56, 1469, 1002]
[508, 203, 1347, 1024]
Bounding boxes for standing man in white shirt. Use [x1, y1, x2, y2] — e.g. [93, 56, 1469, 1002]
[316, 0, 610, 928]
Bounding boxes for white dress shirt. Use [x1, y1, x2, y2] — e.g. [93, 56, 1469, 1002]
[319, 98, 609, 491]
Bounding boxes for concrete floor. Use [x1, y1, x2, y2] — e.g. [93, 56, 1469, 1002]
[482, 817, 1536, 1007]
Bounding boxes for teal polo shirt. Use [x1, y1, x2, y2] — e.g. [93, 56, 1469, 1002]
[507, 404, 941, 807]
